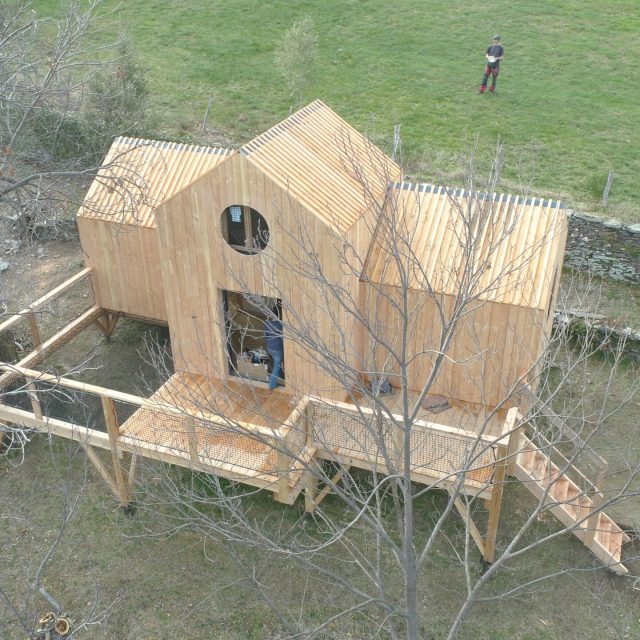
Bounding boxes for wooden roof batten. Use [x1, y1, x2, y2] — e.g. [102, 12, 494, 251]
[240, 100, 402, 234]
[77, 137, 232, 228]
[365, 181, 568, 309]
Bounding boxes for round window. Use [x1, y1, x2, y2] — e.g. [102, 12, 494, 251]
[220, 205, 269, 254]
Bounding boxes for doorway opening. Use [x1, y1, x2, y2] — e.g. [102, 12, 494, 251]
[222, 290, 283, 386]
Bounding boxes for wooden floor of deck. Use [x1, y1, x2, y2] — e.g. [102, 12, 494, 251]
[119, 374, 298, 484]
[346, 389, 507, 438]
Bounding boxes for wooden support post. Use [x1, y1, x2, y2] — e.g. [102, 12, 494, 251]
[84, 444, 120, 499]
[185, 415, 199, 465]
[26, 380, 43, 420]
[26, 311, 42, 349]
[311, 462, 352, 510]
[448, 489, 486, 558]
[127, 453, 139, 495]
[483, 440, 509, 564]
[504, 408, 521, 476]
[276, 445, 290, 503]
[94, 313, 119, 339]
[101, 396, 129, 507]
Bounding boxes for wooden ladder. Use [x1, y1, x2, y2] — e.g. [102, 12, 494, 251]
[514, 437, 630, 574]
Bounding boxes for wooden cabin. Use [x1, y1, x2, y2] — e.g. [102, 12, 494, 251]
[7, 101, 628, 573]
[77, 100, 567, 407]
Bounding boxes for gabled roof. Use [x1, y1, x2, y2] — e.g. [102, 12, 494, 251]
[241, 100, 401, 233]
[364, 183, 567, 309]
[77, 137, 231, 228]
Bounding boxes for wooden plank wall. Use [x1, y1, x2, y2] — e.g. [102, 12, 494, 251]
[154, 152, 360, 400]
[361, 282, 545, 407]
[77, 218, 167, 322]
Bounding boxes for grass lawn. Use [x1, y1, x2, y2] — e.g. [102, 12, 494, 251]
[32, 0, 640, 221]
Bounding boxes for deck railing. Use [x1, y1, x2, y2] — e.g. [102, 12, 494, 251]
[0, 269, 100, 389]
[0, 364, 310, 499]
[308, 397, 504, 496]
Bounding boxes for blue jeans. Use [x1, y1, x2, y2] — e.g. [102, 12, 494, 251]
[268, 349, 283, 389]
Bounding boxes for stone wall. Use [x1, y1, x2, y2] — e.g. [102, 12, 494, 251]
[565, 212, 640, 283]
[555, 310, 640, 363]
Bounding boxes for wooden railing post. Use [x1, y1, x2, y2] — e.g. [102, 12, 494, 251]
[276, 440, 290, 503]
[101, 396, 129, 507]
[185, 415, 199, 465]
[484, 439, 509, 564]
[504, 408, 521, 476]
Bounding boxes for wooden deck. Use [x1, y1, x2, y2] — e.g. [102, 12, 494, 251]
[119, 373, 299, 484]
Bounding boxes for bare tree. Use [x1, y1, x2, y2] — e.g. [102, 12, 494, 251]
[126, 140, 639, 639]
[0, 0, 147, 240]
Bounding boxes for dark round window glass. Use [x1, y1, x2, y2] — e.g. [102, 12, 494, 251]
[220, 205, 269, 254]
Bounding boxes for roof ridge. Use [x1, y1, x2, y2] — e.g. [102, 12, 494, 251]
[108, 136, 232, 156]
[392, 181, 565, 209]
[240, 100, 325, 155]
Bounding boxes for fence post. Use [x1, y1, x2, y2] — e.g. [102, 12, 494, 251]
[101, 396, 129, 507]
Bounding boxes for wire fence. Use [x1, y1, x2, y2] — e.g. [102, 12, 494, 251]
[0, 269, 94, 366]
[312, 400, 496, 486]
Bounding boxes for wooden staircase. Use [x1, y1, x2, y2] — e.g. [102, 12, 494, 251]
[514, 437, 630, 574]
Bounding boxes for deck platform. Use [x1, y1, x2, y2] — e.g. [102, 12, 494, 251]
[119, 373, 301, 491]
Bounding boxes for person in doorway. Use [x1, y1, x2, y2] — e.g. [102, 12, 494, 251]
[479, 35, 504, 93]
[264, 307, 284, 389]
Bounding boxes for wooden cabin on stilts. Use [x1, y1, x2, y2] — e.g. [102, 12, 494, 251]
[0, 101, 629, 573]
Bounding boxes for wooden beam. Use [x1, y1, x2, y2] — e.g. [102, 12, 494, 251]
[26, 381, 43, 420]
[101, 396, 129, 507]
[316, 448, 493, 499]
[448, 489, 486, 558]
[184, 415, 199, 464]
[0, 363, 284, 440]
[84, 444, 120, 499]
[26, 312, 42, 348]
[126, 453, 139, 495]
[483, 440, 509, 564]
[0, 403, 111, 450]
[304, 462, 319, 513]
[94, 313, 119, 337]
[312, 462, 352, 509]
[504, 407, 521, 476]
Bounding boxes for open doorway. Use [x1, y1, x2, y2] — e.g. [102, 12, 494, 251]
[222, 290, 283, 386]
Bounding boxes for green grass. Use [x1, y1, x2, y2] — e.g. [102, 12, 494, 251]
[33, 0, 640, 220]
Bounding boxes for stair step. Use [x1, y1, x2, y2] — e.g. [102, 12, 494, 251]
[595, 514, 611, 550]
[550, 477, 570, 502]
[514, 441, 629, 574]
[518, 447, 536, 470]
[531, 453, 550, 481]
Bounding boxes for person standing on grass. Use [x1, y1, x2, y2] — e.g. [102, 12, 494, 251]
[264, 307, 284, 390]
[480, 35, 504, 93]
